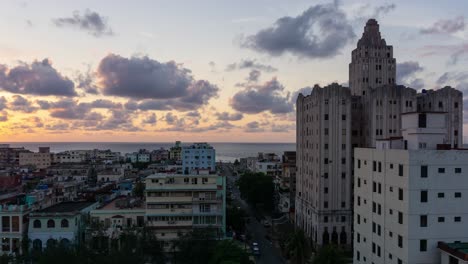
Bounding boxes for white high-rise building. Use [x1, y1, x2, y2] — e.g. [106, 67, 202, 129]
[295, 18, 464, 249]
[353, 112, 468, 264]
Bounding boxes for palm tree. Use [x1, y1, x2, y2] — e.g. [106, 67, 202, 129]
[286, 229, 311, 264]
[312, 245, 347, 264]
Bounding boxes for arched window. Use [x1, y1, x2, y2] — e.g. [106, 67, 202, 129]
[46, 239, 57, 248]
[61, 219, 69, 228]
[60, 238, 70, 248]
[47, 219, 55, 228]
[32, 239, 42, 251]
[33, 220, 41, 228]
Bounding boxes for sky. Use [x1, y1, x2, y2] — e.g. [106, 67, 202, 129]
[0, 0, 467, 143]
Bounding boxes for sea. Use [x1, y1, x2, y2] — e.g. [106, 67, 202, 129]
[4, 142, 295, 162]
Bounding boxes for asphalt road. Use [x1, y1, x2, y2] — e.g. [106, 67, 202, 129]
[222, 163, 285, 264]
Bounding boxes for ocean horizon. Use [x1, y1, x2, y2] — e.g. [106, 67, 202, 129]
[3, 142, 296, 162]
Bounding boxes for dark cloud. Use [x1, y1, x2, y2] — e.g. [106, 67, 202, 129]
[231, 77, 293, 114]
[38, 98, 108, 120]
[436, 72, 468, 86]
[271, 123, 295, 133]
[245, 121, 264, 133]
[76, 70, 98, 94]
[421, 16, 465, 34]
[0, 111, 7, 122]
[94, 110, 140, 131]
[291, 86, 313, 103]
[226, 59, 277, 72]
[142, 113, 157, 125]
[8, 95, 37, 113]
[396, 61, 424, 89]
[0, 97, 6, 110]
[241, 3, 355, 59]
[53, 9, 114, 37]
[0, 59, 76, 96]
[97, 54, 219, 111]
[186, 111, 200, 118]
[215, 112, 243, 121]
[247, 70, 261, 82]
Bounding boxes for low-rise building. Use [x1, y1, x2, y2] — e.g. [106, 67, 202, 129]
[145, 172, 226, 249]
[28, 201, 97, 250]
[0, 204, 31, 255]
[19, 148, 51, 169]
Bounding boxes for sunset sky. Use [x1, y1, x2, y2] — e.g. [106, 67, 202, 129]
[0, 0, 467, 142]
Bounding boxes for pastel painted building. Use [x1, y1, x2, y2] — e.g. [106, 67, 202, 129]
[0, 204, 31, 255]
[182, 143, 216, 174]
[28, 202, 97, 250]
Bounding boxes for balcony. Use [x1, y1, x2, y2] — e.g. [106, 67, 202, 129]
[146, 196, 193, 203]
[146, 220, 193, 228]
[146, 208, 193, 216]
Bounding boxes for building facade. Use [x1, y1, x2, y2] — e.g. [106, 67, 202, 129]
[181, 143, 216, 174]
[145, 172, 225, 248]
[354, 113, 468, 263]
[19, 152, 51, 169]
[296, 83, 353, 247]
[0, 204, 30, 255]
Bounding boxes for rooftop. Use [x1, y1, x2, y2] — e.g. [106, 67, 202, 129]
[99, 197, 144, 210]
[34, 201, 95, 214]
[438, 241, 468, 261]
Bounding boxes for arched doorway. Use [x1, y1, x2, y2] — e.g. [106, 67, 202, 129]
[32, 239, 42, 251]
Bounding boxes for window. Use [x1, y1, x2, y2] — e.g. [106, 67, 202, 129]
[358, 159, 361, 168]
[438, 168, 445, 173]
[455, 192, 462, 198]
[398, 164, 403, 176]
[373, 161, 376, 171]
[421, 190, 428, 203]
[438, 217, 445, 222]
[420, 240, 427, 252]
[455, 168, 462, 173]
[324, 202, 328, 208]
[421, 165, 428, 178]
[324, 216, 328, 223]
[61, 219, 69, 228]
[398, 235, 403, 248]
[324, 144, 328, 150]
[47, 219, 55, 228]
[398, 188, 403, 200]
[455, 216, 462, 222]
[342, 115, 346, 121]
[324, 114, 329, 121]
[398, 212, 403, 224]
[420, 215, 427, 227]
[324, 158, 328, 164]
[33, 220, 41, 228]
[438, 192, 445, 198]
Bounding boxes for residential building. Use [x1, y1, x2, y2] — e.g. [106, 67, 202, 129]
[353, 112, 468, 264]
[28, 201, 97, 250]
[53, 151, 87, 164]
[169, 141, 182, 161]
[282, 151, 296, 217]
[295, 18, 464, 249]
[125, 149, 151, 163]
[145, 172, 225, 249]
[296, 83, 353, 247]
[181, 143, 216, 174]
[151, 148, 170, 162]
[19, 149, 51, 169]
[0, 145, 31, 167]
[0, 204, 31, 255]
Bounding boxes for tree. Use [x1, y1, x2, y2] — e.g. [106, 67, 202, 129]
[313, 245, 347, 264]
[174, 228, 218, 264]
[209, 240, 253, 264]
[133, 181, 145, 198]
[285, 229, 311, 264]
[226, 206, 246, 234]
[237, 172, 274, 210]
[233, 159, 240, 166]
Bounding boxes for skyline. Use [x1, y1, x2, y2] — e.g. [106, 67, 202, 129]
[0, 0, 467, 142]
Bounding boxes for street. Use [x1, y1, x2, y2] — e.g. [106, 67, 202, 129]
[221, 163, 285, 264]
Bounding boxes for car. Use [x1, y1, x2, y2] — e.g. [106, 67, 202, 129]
[252, 242, 258, 247]
[253, 247, 260, 256]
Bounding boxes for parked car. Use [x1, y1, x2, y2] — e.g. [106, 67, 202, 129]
[252, 242, 260, 256]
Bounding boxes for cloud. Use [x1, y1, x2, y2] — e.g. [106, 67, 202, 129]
[215, 112, 243, 121]
[436, 72, 468, 86]
[396, 61, 424, 89]
[226, 59, 277, 72]
[245, 121, 264, 133]
[0, 97, 6, 110]
[372, 3, 396, 18]
[0, 59, 76, 96]
[291, 86, 313, 103]
[97, 54, 219, 111]
[0, 111, 7, 122]
[37, 98, 111, 120]
[8, 95, 37, 113]
[53, 9, 114, 37]
[231, 77, 293, 114]
[420, 43, 468, 65]
[142, 113, 157, 124]
[420, 16, 465, 34]
[271, 123, 295, 133]
[247, 70, 261, 82]
[241, 3, 355, 59]
[76, 69, 98, 94]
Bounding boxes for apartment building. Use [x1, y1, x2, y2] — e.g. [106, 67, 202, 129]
[353, 112, 468, 264]
[296, 83, 353, 247]
[0, 204, 31, 255]
[181, 143, 216, 174]
[145, 172, 225, 248]
[295, 18, 464, 248]
[19, 152, 51, 169]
